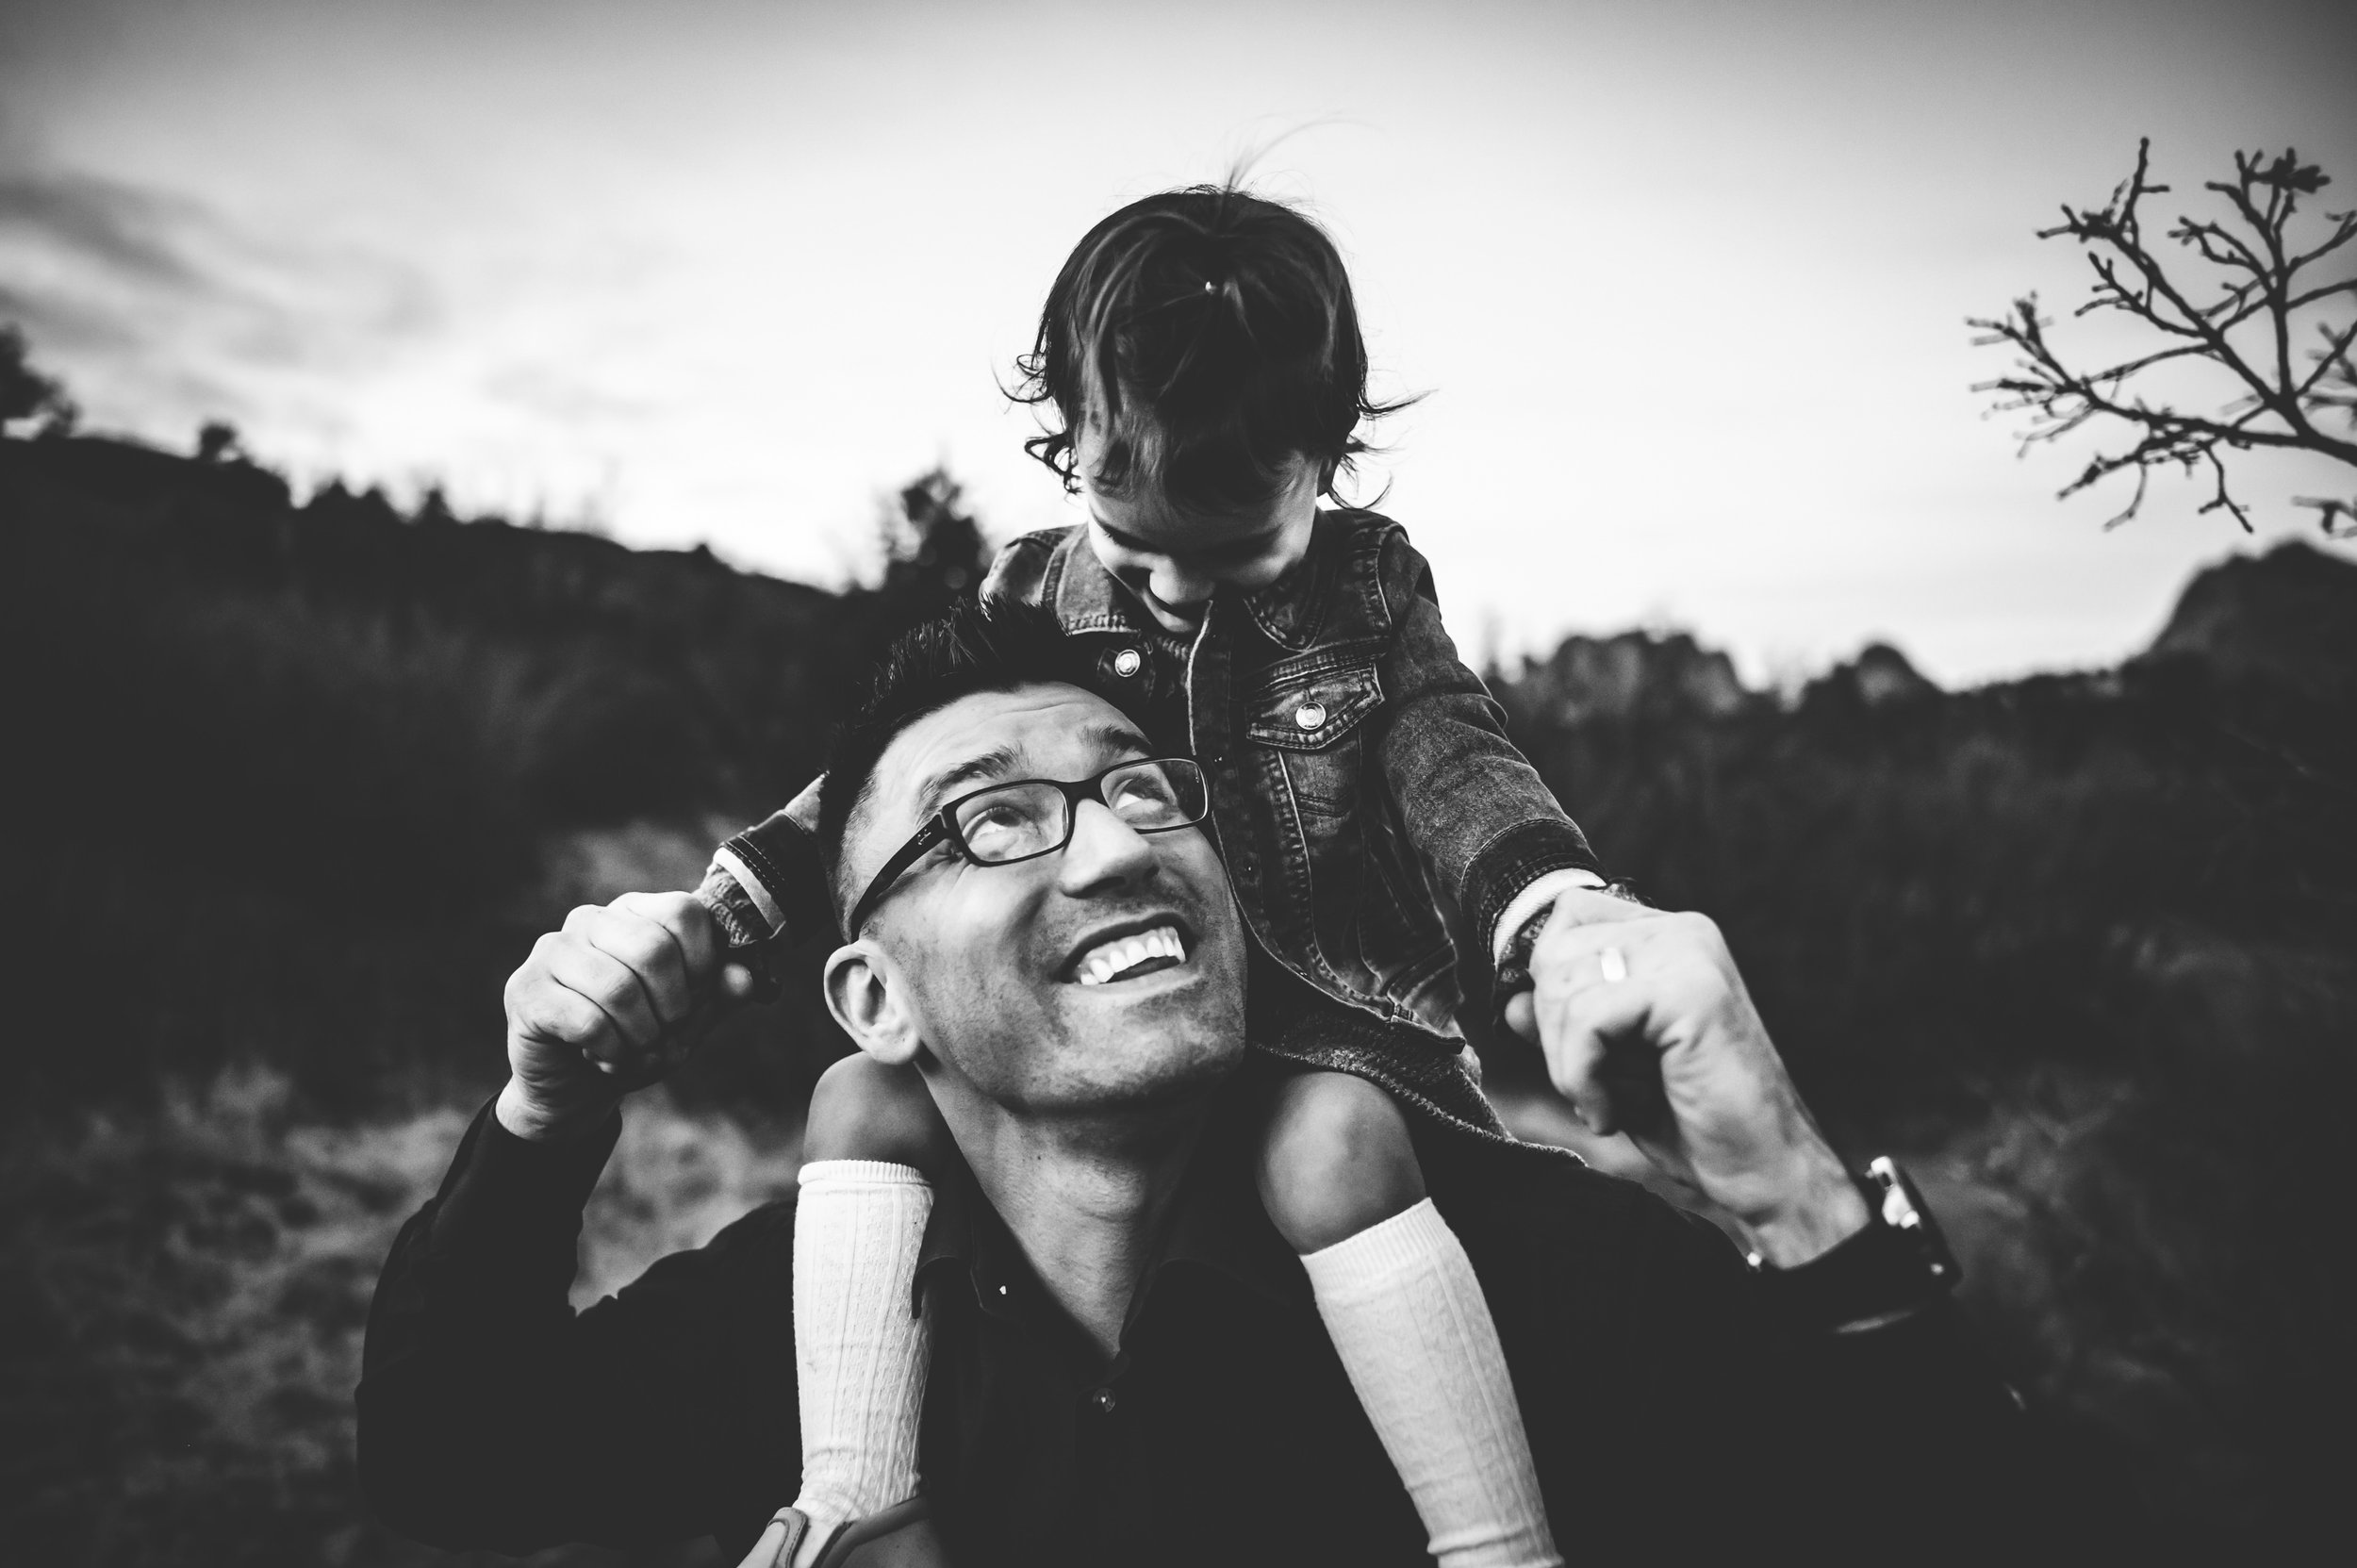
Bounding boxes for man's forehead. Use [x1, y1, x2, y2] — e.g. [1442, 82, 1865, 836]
[855, 684, 1148, 848]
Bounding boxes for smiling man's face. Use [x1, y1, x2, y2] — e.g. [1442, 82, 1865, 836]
[837, 683, 1249, 1118]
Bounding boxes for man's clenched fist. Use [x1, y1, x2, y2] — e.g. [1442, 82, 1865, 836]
[496, 891, 754, 1142]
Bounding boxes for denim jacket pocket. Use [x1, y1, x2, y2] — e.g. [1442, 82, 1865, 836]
[1244, 659, 1383, 751]
[1244, 656, 1383, 826]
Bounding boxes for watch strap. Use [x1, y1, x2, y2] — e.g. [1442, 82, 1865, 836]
[1750, 1157, 1960, 1333]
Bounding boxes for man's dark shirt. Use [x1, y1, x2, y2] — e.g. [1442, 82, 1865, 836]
[359, 1077, 2031, 1565]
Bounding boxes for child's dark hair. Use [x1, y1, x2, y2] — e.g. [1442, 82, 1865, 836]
[816, 596, 1139, 925]
[1012, 186, 1409, 515]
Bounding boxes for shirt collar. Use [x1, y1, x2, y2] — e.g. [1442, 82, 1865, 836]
[912, 1082, 1310, 1329]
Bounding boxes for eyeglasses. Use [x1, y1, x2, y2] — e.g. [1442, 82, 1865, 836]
[845, 756, 1209, 935]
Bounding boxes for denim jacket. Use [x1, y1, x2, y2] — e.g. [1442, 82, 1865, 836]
[697, 510, 1599, 1038]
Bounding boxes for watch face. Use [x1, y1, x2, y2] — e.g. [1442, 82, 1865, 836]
[1747, 1160, 1962, 1327]
[1866, 1157, 1958, 1282]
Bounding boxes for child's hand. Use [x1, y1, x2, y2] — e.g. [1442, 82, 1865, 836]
[1500, 885, 1649, 1042]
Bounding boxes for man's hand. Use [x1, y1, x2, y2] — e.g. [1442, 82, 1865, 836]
[496, 891, 755, 1143]
[1519, 905, 1868, 1266]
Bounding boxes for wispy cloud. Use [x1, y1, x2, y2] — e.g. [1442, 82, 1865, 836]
[0, 156, 438, 439]
[0, 167, 206, 288]
[0, 275, 137, 354]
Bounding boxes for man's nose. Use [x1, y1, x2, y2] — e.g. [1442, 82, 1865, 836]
[1057, 799, 1160, 896]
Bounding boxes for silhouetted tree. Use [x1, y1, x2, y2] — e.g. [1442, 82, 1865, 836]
[1971, 141, 2357, 536]
[195, 420, 242, 463]
[872, 466, 990, 630]
[0, 323, 77, 436]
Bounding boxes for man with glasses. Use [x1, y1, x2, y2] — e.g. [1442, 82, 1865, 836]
[361, 601, 2029, 1567]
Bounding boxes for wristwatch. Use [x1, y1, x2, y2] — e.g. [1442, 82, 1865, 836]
[1748, 1157, 1961, 1332]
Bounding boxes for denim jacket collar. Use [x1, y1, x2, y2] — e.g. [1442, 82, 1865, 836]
[1044, 510, 1384, 654]
[1047, 538, 1153, 636]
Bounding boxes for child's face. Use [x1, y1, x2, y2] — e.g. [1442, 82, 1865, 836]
[1078, 444, 1321, 635]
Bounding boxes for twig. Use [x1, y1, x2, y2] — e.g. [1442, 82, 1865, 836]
[1969, 140, 2357, 535]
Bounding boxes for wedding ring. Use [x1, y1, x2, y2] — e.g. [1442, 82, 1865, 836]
[1598, 946, 1628, 985]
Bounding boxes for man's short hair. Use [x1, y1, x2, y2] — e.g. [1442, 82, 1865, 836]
[816, 596, 1131, 923]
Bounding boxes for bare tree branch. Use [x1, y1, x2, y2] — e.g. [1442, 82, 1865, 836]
[1970, 140, 2357, 536]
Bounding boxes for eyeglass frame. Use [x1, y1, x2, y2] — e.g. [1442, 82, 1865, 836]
[843, 755, 1210, 936]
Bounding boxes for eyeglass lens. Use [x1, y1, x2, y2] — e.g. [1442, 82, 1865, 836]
[952, 761, 1204, 865]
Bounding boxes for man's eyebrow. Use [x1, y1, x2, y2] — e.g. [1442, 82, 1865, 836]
[915, 723, 1152, 817]
[1080, 719, 1153, 760]
[916, 744, 1025, 817]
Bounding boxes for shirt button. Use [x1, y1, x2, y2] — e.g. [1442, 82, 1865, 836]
[1294, 701, 1327, 731]
[1087, 1387, 1117, 1414]
[1113, 648, 1144, 678]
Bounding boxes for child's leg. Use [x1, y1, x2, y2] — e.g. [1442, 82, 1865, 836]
[784, 1055, 953, 1566]
[803, 1050, 955, 1171]
[1259, 1070, 1562, 1568]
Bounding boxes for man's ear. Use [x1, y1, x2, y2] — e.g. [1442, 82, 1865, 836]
[822, 939, 924, 1068]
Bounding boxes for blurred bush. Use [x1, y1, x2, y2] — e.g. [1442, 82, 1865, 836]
[1484, 553, 2355, 1552]
[3, 433, 986, 1118]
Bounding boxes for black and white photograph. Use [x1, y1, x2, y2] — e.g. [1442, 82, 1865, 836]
[3, 2, 2351, 1562]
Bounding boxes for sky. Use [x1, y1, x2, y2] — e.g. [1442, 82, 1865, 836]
[2, 0, 2351, 685]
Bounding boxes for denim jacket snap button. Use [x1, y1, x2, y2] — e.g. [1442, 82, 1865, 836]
[1294, 701, 1327, 732]
[1113, 648, 1144, 678]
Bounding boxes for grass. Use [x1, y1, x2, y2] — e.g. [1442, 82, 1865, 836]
[0, 1065, 799, 1567]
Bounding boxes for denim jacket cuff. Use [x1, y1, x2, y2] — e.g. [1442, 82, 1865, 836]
[695, 809, 837, 997]
[1489, 867, 1612, 966]
[1458, 819, 1603, 974]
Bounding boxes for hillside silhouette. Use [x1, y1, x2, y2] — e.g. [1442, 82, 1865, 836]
[4, 414, 2353, 1559]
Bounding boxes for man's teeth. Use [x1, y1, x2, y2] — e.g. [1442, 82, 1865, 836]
[1075, 925, 1187, 985]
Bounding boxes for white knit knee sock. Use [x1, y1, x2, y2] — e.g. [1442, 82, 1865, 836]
[1301, 1198, 1563, 1568]
[790, 1160, 933, 1563]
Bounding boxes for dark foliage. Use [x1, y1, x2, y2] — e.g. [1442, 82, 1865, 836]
[1487, 553, 2356, 1552]
[0, 322, 77, 436]
[871, 467, 991, 638]
[2, 431, 879, 1117]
